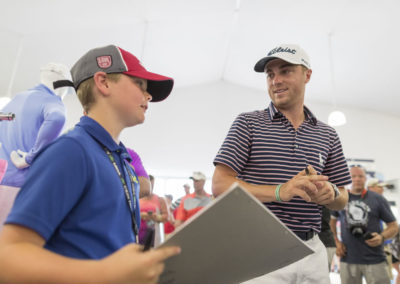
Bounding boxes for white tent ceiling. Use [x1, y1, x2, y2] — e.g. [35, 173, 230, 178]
[1, 0, 399, 178]
[1, 0, 399, 115]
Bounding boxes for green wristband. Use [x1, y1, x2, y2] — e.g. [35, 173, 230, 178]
[275, 184, 283, 202]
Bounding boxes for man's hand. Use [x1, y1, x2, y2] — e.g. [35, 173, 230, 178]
[10, 150, 30, 169]
[303, 166, 336, 205]
[308, 182, 335, 205]
[99, 243, 181, 284]
[335, 241, 346, 257]
[279, 166, 329, 202]
[365, 232, 384, 247]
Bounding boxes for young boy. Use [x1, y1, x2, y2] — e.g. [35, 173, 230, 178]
[0, 45, 180, 283]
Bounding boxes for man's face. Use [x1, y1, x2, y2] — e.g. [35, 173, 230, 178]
[193, 179, 205, 192]
[110, 75, 151, 126]
[184, 185, 190, 195]
[265, 59, 311, 111]
[350, 167, 367, 193]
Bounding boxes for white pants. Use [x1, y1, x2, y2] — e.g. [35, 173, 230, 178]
[0, 185, 20, 232]
[241, 234, 330, 284]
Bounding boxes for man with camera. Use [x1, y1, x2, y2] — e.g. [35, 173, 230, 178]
[330, 165, 398, 284]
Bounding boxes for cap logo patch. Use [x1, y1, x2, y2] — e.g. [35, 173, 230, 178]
[97, 56, 112, 69]
[268, 47, 296, 56]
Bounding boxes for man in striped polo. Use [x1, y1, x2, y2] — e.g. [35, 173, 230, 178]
[212, 44, 352, 283]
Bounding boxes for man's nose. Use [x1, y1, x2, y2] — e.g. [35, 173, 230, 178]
[272, 74, 283, 85]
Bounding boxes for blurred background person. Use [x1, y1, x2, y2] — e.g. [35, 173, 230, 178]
[139, 174, 168, 247]
[331, 166, 398, 284]
[171, 183, 191, 211]
[174, 171, 212, 227]
[163, 194, 176, 238]
[319, 207, 337, 271]
[126, 147, 150, 197]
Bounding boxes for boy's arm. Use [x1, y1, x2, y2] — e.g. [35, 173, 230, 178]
[0, 224, 180, 284]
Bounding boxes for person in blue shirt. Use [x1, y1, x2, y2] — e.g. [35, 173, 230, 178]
[0, 45, 180, 283]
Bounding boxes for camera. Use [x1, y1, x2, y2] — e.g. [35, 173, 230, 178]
[349, 224, 367, 238]
[346, 200, 370, 239]
[363, 232, 374, 240]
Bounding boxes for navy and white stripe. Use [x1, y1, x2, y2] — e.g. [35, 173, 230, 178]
[214, 102, 352, 233]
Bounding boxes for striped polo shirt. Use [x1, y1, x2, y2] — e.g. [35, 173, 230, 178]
[214, 102, 352, 233]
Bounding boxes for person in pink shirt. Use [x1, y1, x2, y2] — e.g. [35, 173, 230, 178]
[126, 147, 150, 197]
[139, 175, 168, 247]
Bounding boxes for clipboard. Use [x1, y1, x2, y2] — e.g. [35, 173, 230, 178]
[157, 183, 314, 284]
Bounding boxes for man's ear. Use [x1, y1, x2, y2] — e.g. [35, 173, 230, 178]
[93, 72, 111, 96]
[304, 69, 312, 84]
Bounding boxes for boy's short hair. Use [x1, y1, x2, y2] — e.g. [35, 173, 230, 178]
[71, 45, 174, 104]
[77, 73, 121, 113]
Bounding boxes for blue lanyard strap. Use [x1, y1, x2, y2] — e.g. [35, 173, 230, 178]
[103, 146, 139, 243]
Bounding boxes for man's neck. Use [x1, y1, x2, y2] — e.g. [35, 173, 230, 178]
[278, 106, 305, 130]
[195, 189, 207, 197]
[350, 188, 365, 195]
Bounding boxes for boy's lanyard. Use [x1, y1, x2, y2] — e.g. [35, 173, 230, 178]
[103, 146, 139, 243]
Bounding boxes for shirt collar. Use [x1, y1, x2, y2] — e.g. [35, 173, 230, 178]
[267, 102, 317, 125]
[77, 116, 130, 159]
[303, 105, 318, 125]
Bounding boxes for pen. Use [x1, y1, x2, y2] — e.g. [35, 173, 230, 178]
[142, 228, 155, 251]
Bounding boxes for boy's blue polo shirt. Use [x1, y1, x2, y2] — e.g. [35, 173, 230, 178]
[6, 116, 141, 259]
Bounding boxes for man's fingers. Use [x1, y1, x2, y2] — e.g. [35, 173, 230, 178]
[297, 169, 307, 176]
[309, 175, 329, 182]
[307, 165, 318, 175]
[148, 246, 181, 262]
[294, 189, 312, 202]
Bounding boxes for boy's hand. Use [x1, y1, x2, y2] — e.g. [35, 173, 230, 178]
[100, 243, 181, 284]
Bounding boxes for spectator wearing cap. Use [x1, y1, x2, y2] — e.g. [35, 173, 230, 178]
[368, 178, 388, 195]
[175, 171, 212, 227]
[0, 45, 180, 283]
[213, 44, 352, 283]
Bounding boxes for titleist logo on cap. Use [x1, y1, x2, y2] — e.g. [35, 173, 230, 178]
[267, 47, 296, 56]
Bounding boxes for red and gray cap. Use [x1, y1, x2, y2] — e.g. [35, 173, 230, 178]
[254, 44, 311, 72]
[71, 45, 173, 102]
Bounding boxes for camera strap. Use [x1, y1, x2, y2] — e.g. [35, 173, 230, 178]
[348, 188, 368, 199]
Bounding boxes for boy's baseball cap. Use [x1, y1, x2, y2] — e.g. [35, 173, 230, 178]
[254, 44, 311, 72]
[71, 45, 173, 102]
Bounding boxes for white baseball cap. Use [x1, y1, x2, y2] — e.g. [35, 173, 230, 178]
[190, 171, 206, 181]
[367, 178, 388, 187]
[254, 44, 311, 72]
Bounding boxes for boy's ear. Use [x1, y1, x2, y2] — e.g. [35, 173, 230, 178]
[93, 72, 111, 96]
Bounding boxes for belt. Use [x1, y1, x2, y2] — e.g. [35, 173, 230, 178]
[294, 230, 315, 241]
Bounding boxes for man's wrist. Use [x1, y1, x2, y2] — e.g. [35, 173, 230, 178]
[328, 182, 340, 199]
